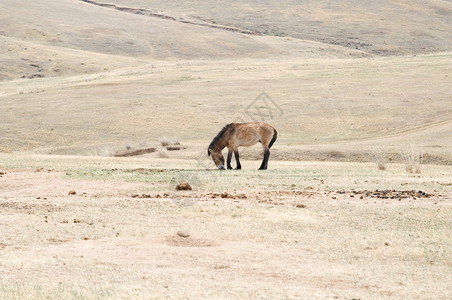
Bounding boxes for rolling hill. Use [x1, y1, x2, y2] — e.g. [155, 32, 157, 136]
[102, 0, 452, 55]
[0, 0, 451, 163]
[0, 0, 369, 81]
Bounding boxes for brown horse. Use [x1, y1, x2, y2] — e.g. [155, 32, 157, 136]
[208, 122, 277, 170]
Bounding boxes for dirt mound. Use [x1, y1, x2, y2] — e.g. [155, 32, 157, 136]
[175, 182, 192, 191]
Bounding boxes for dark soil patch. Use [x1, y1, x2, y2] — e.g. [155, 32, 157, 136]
[338, 189, 433, 199]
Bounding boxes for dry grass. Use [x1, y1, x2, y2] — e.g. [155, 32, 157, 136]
[1, 1, 452, 297]
[85, 144, 115, 157]
[0, 154, 451, 298]
[1, 1, 451, 161]
[156, 145, 169, 158]
[400, 146, 423, 174]
[105, 0, 452, 55]
[1, 54, 451, 160]
[368, 147, 388, 170]
[158, 136, 180, 147]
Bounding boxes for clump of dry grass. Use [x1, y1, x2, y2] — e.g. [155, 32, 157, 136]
[157, 146, 169, 158]
[400, 146, 423, 173]
[158, 136, 182, 157]
[368, 148, 387, 170]
[86, 144, 114, 157]
[158, 136, 180, 147]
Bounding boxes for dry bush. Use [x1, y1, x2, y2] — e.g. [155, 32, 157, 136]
[400, 146, 423, 173]
[158, 136, 180, 147]
[157, 146, 169, 158]
[368, 148, 387, 170]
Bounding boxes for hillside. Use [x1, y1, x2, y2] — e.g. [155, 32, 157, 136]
[0, 0, 451, 163]
[0, 0, 367, 81]
[1, 54, 451, 163]
[104, 0, 452, 55]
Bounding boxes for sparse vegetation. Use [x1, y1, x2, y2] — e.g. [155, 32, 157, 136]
[400, 146, 423, 174]
[158, 136, 180, 147]
[1, 0, 451, 298]
[0, 155, 451, 299]
[368, 148, 387, 170]
[86, 144, 114, 157]
[157, 145, 169, 158]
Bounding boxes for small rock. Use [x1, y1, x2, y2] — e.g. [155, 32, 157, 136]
[176, 183, 192, 191]
[221, 192, 230, 198]
[177, 231, 190, 238]
[295, 203, 306, 208]
[68, 190, 76, 195]
[384, 242, 390, 246]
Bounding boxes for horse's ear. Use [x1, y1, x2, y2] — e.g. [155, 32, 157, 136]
[207, 148, 211, 156]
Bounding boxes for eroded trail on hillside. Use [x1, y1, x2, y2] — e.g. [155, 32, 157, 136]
[80, 0, 259, 35]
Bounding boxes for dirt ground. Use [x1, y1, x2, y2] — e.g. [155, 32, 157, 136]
[1, 156, 451, 299]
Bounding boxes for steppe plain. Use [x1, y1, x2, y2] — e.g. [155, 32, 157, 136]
[1, 0, 451, 298]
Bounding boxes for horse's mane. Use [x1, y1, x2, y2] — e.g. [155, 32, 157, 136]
[208, 123, 234, 155]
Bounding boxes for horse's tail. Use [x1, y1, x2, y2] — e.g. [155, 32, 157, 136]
[268, 128, 277, 149]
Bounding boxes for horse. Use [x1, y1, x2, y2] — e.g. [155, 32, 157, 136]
[208, 122, 277, 170]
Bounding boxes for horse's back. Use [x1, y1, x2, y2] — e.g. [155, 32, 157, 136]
[230, 122, 276, 148]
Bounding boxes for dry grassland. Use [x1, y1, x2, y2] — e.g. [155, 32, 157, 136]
[0, 155, 451, 299]
[1, 0, 452, 298]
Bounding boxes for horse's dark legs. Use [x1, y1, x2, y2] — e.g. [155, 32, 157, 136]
[259, 149, 270, 170]
[227, 150, 233, 170]
[234, 150, 241, 169]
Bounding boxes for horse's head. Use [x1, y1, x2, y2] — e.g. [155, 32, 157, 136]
[208, 148, 225, 170]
